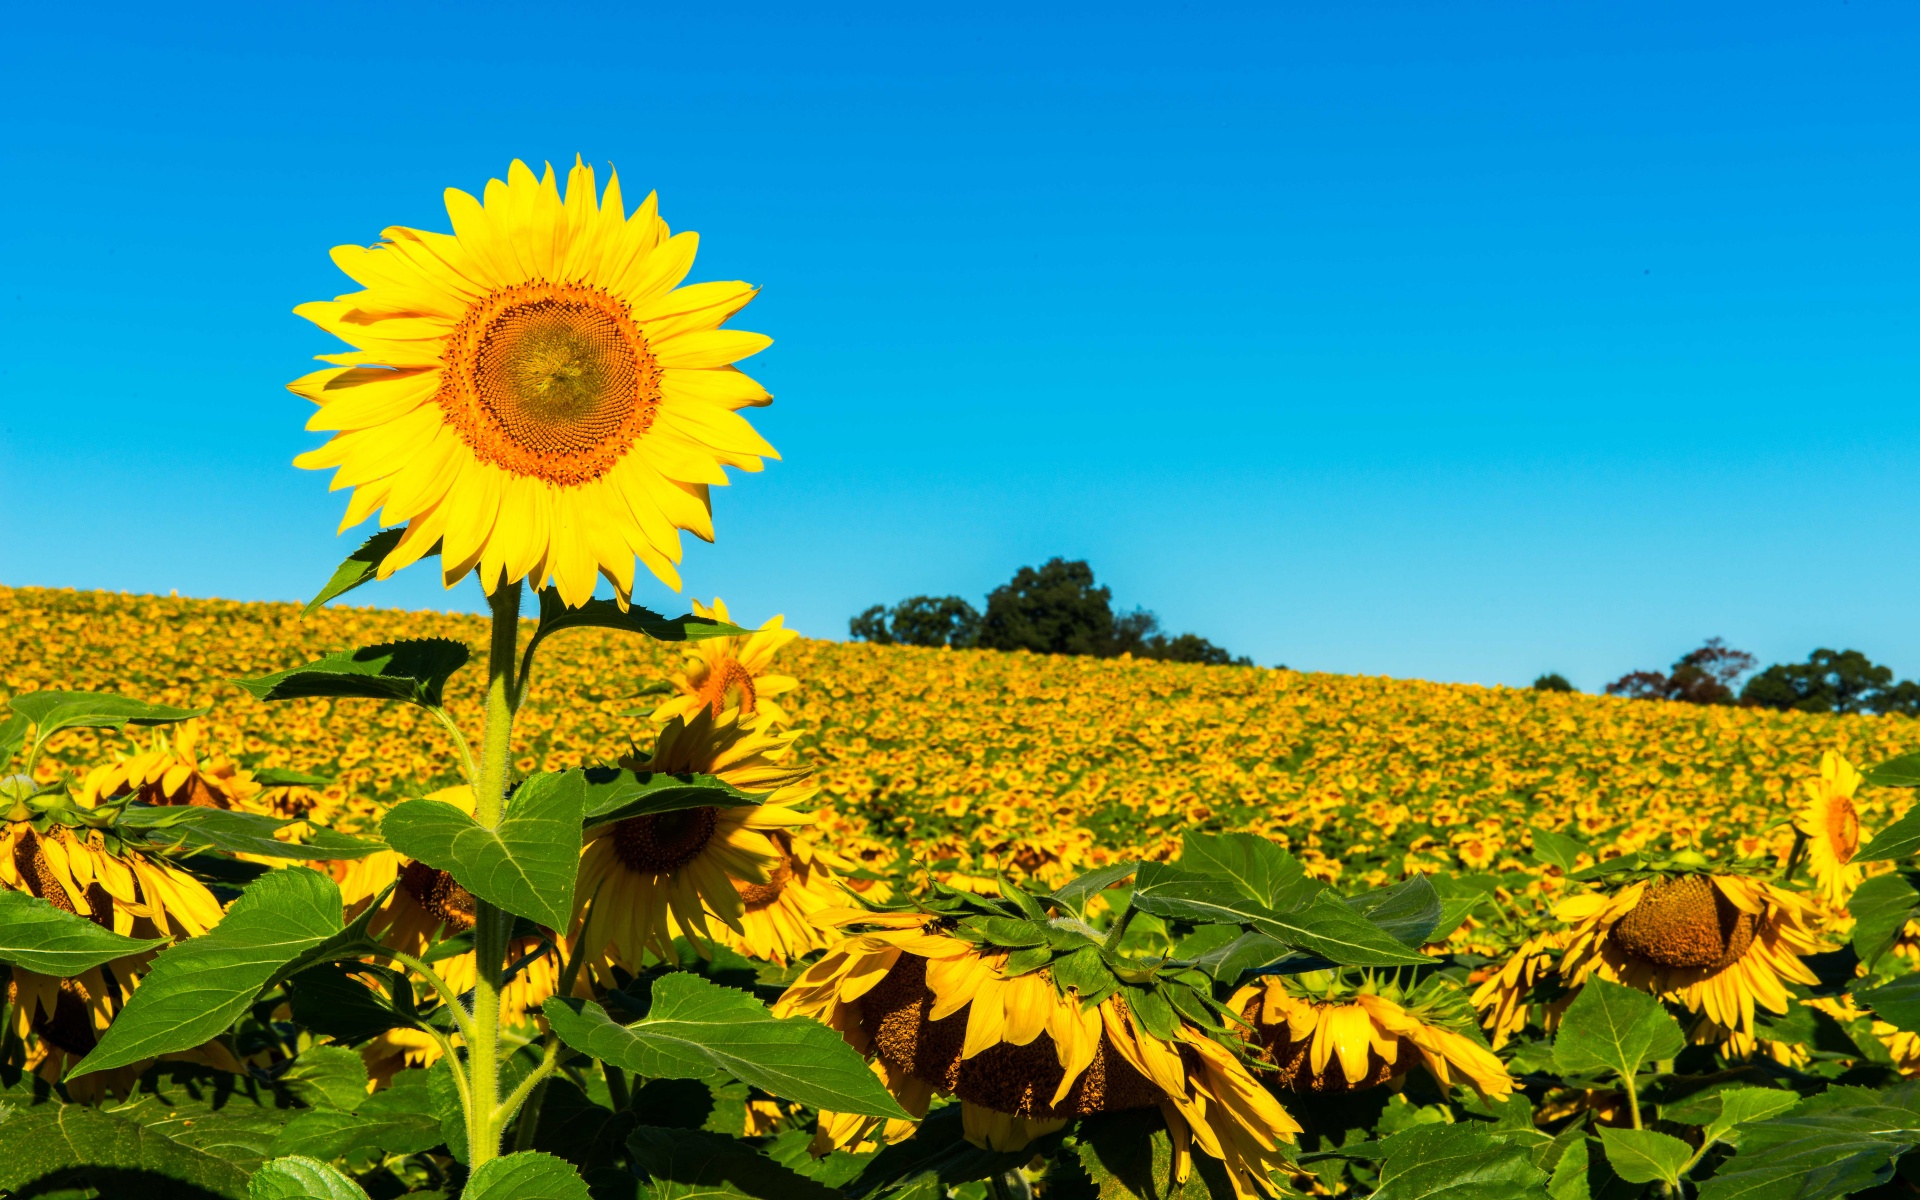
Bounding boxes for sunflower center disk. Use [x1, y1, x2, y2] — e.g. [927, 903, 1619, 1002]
[1609, 875, 1754, 971]
[400, 860, 477, 931]
[444, 282, 661, 486]
[614, 807, 721, 874]
[733, 855, 793, 909]
[1829, 801, 1861, 862]
[698, 661, 759, 718]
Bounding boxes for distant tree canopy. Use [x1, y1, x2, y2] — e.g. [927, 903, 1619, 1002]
[1532, 673, 1574, 693]
[1604, 639, 1919, 716]
[850, 557, 1252, 665]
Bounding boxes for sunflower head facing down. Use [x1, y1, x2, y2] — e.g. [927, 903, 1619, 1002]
[76, 719, 262, 813]
[1556, 871, 1820, 1040]
[651, 598, 800, 730]
[1230, 972, 1513, 1100]
[573, 709, 815, 977]
[774, 885, 1301, 1200]
[292, 158, 778, 607]
[1795, 750, 1865, 907]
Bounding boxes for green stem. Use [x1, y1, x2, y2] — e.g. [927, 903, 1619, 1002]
[365, 949, 476, 1042]
[511, 1075, 551, 1153]
[464, 579, 524, 1170]
[605, 1063, 632, 1112]
[495, 1042, 570, 1132]
[426, 706, 480, 787]
[1621, 1070, 1644, 1131]
[1102, 905, 1139, 952]
[1782, 829, 1809, 883]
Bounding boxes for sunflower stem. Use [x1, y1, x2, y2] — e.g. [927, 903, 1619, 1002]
[1103, 904, 1139, 952]
[1621, 1069, 1645, 1131]
[1782, 829, 1808, 884]
[605, 1063, 632, 1112]
[465, 578, 524, 1170]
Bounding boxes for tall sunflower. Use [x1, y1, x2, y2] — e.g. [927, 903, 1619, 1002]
[1230, 974, 1513, 1100]
[572, 710, 814, 977]
[775, 910, 1300, 1200]
[1557, 873, 1820, 1039]
[1795, 750, 1864, 907]
[292, 158, 777, 605]
[650, 597, 800, 729]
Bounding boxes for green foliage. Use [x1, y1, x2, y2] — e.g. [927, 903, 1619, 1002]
[627, 1126, 841, 1199]
[579, 765, 756, 826]
[0, 888, 165, 974]
[301, 529, 407, 618]
[1071, 1108, 1222, 1198]
[1551, 978, 1685, 1080]
[234, 640, 471, 707]
[1699, 1086, 1920, 1199]
[0, 1100, 254, 1199]
[10, 689, 210, 739]
[1607, 638, 1755, 705]
[1860, 810, 1920, 863]
[73, 867, 345, 1077]
[462, 1151, 593, 1200]
[381, 769, 586, 928]
[248, 1155, 373, 1200]
[1597, 1127, 1691, 1186]
[542, 972, 910, 1120]
[849, 595, 982, 649]
[1370, 1123, 1547, 1200]
[1531, 673, 1575, 692]
[530, 587, 748, 648]
[1128, 863, 1431, 966]
[115, 803, 385, 860]
[1740, 647, 1920, 716]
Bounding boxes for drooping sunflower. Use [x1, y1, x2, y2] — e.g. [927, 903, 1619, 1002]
[572, 709, 815, 977]
[291, 158, 778, 606]
[1557, 873, 1821, 1039]
[77, 719, 263, 812]
[706, 830, 851, 966]
[775, 911, 1300, 1200]
[1795, 750, 1865, 907]
[1468, 930, 1570, 1049]
[650, 597, 799, 729]
[1231, 974, 1513, 1099]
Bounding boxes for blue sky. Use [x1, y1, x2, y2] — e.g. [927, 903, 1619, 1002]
[3, 2, 1916, 689]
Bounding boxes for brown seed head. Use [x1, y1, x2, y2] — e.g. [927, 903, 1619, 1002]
[1609, 875, 1754, 971]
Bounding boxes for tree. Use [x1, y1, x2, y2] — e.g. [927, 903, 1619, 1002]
[1740, 648, 1904, 715]
[848, 604, 893, 645]
[1532, 673, 1574, 693]
[1606, 639, 1754, 705]
[846, 596, 980, 649]
[976, 558, 1116, 656]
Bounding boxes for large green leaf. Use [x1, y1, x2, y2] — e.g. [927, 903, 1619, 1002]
[1856, 975, 1920, 1035]
[543, 973, 909, 1119]
[532, 587, 748, 645]
[72, 867, 344, 1077]
[302, 529, 407, 617]
[1865, 750, 1920, 788]
[1172, 830, 1316, 910]
[1372, 1123, 1547, 1200]
[463, 1151, 593, 1200]
[1860, 807, 1920, 863]
[270, 1068, 441, 1160]
[1700, 1088, 1803, 1147]
[287, 963, 414, 1044]
[1344, 875, 1442, 946]
[0, 710, 29, 762]
[1551, 978, 1685, 1081]
[280, 1046, 371, 1112]
[0, 1101, 251, 1198]
[1128, 868, 1430, 966]
[1048, 861, 1141, 917]
[1698, 1106, 1919, 1199]
[1597, 1127, 1690, 1186]
[1848, 871, 1920, 964]
[580, 766, 757, 826]
[232, 639, 469, 707]
[1072, 1107, 1224, 1198]
[0, 888, 165, 974]
[382, 770, 584, 928]
[249, 1155, 373, 1200]
[627, 1127, 841, 1200]
[10, 690, 209, 738]
[115, 804, 386, 860]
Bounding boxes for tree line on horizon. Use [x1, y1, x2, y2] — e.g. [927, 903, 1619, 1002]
[1532, 637, 1920, 716]
[849, 557, 1254, 666]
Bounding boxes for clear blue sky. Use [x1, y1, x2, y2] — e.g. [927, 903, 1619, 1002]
[3, 2, 1916, 689]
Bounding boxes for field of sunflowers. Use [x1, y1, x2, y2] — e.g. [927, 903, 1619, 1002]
[10, 578, 1920, 1199]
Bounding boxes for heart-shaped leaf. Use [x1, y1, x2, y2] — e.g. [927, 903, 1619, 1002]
[249, 1155, 373, 1200]
[1551, 978, 1685, 1080]
[382, 770, 585, 928]
[463, 1151, 592, 1200]
[1598, 1127, 1691, 1186]
[0, 888, 165, 974]
[233, 639, 469, 707]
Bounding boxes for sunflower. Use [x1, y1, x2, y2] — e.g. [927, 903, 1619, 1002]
[291, 158, 777, 605]
[76, 719, 263, 812]
[1, 818, 223, 941]
[1469, 931, 1570, 1049]
[1231, 975, 1513, 1100]
[572, 710, 814, 976]
[705, 830, 850, 966]
[651, 598, 799, 729]
[1557, 873, 1821, 1039]
[1795, 750, 1864, 907]
[774, 911, 1300, 1200]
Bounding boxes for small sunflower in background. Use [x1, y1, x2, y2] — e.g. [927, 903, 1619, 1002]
[1794, 750, 1865, 907]
[651, 597, 800, 730]
[572, 710, 815, 978]
[709, 830, 852, 966]
[1557, 871, 1820, 1040]
[775, 905, 1300, 1200]
[292, 158, 778, 605]
[1231, 973, 1513, 1099]
[77, 719, 262, 812]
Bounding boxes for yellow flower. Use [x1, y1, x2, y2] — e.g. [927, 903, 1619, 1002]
[573, 710, 814, 975]
[291, 158, 778, 606]
[1557, 874, 1820, 1039]
[1231, 977, 1514, 1099]
[0, 820, 222, 941]
[77, 719, 263, 812]
[707, 831, 850, 966]
[1469, 931, 1569, 1049]
[774, 912, 1300, 1200]
[651, 598, 799, 729]
[1795, 750, 1864, 907]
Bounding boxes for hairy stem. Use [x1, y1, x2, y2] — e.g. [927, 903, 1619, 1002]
[1102, 904, 1139, 952]
[1622, 1069, 1644, 1131]
[464, 579, 524, 1169]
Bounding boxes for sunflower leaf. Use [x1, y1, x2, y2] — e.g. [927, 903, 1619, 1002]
[461, 1151, 593, 1200]
[1597, 1127, 1691, 1186]
[382, 769, 584, 928]
[0, 888, 165, 974]
[533, 587, 749, 644]
[287, 962, 416, 1044]
[1172, 830, 1316, 910]
[232, 639, 469, 708]
[253, 767, 334, 789]
[1551, 978, 1685, 1081]
[10, 690, 209, 738]
[1848, 871, 1920, 965]
[1529, 828, 1590, 874]
[69, 867, 344, 1078]
[1344, 874, 1443, 946]
[1865, 750, 1920, 789]
[248, 1155, 373, 1200]
[1856, 975, 1920, 1036]
[1372, 1122, 1548, 1200]
[115, 804, 386, 860]
[1048, 861, 1139, 916]
[579, 765, 756, 826]
[1860, 807, 1920, 863]
[1128, 868, 1432, 966]
[542, 973, 910, 1120]
[301, 528, 408, 617]
[0, 1101, 253, 1199]
[627, 1126, 841, 1200]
